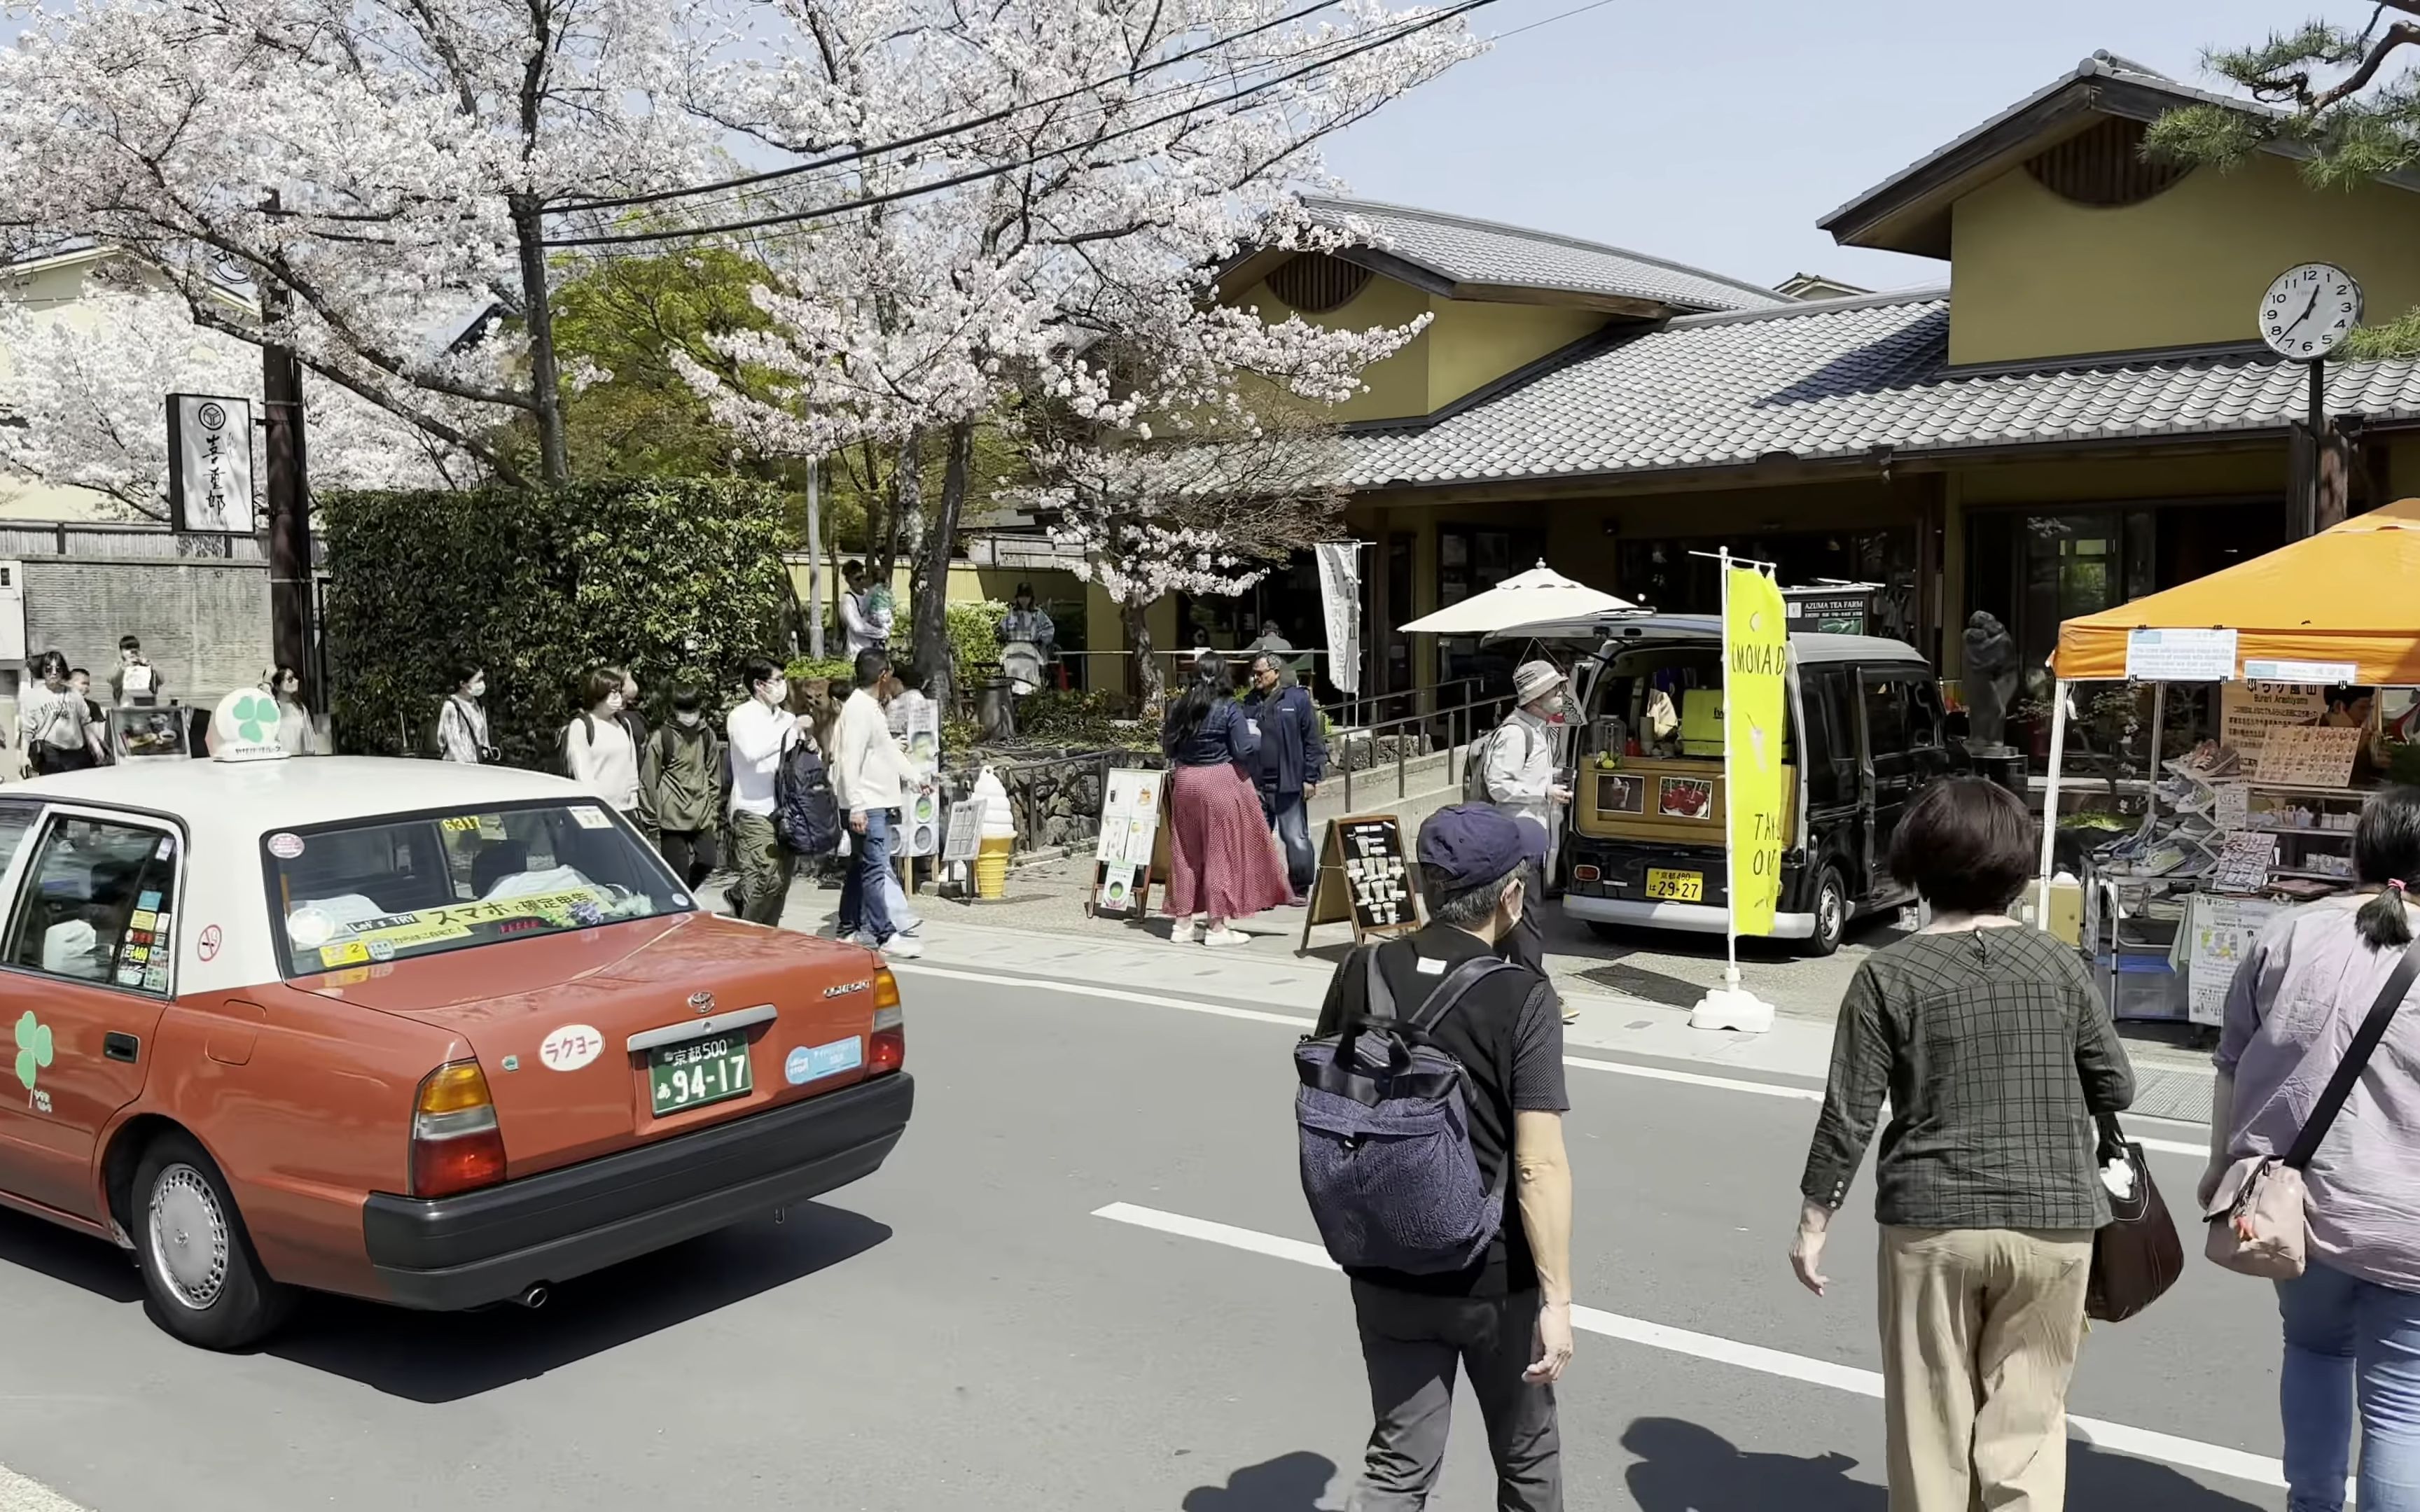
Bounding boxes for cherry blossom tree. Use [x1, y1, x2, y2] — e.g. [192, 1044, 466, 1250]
[671, 0, 1481, 702]
[0, 286, 466, 520]
[0, 0, 722, 485]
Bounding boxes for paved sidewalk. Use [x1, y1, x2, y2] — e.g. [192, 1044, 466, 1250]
[772, 851, 2222, 1123]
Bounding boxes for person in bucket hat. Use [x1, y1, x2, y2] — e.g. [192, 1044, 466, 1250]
[1475, 659, 1573, 986]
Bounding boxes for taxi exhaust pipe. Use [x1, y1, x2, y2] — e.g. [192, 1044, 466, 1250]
[515, 1284, 550, 1310]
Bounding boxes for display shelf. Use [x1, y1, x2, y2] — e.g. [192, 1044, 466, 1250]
[2272, 867, 2359, 883]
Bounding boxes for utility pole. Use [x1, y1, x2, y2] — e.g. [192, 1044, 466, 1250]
[260, 192, 313, 703]
[806, 456, 826, 660]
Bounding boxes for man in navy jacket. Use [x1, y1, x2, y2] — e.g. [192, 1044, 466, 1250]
[1244, 651, 1327, 904]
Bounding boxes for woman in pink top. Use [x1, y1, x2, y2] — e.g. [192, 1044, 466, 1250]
[2206, 785, 2420, 1512]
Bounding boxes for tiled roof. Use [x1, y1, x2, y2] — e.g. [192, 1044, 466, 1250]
[1301, 197, 1788, 314]
[1341, 290, 2420, 489]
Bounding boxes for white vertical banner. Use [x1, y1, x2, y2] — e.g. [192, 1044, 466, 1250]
[1314, 540, 1363, 694]
[166, 393, 256, 533]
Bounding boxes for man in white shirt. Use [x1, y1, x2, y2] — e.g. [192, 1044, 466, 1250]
[830, 648, 924, 959]
[726, 654, 815, 925]
[1480, 659, 1573, 979]
[840, 561, 891, 658]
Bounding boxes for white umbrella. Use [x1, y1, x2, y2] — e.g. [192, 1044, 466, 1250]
[1398, 561, 1634, 635]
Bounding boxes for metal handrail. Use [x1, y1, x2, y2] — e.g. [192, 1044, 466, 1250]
[1326, 686, 1518, 813]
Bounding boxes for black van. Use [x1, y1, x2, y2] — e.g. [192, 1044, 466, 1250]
[1535, 614, 1954, 955]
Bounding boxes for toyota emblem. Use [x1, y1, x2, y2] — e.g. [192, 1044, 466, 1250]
[688, 991, 716, 1015]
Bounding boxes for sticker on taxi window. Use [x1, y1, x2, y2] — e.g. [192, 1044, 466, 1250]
[286, 908, 335, 950]
[440, 816, 480, 834]
[267, 833, 304, 859]
[137, 890, 161, 911]
[131, 909, 157, 931]
[319, 939, 370, 968]
[569, 806, 613, 830]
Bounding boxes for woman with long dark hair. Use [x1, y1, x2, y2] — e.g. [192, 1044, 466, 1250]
[1160, 650, 1290, 946]
[2206, 785, 2420, 1512]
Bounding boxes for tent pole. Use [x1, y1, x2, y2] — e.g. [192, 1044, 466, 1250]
[2139, 680, 2166, 840]
[2036, 678, 2072, 923]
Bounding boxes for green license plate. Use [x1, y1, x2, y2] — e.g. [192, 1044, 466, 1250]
[648, 1032, 753, 1116]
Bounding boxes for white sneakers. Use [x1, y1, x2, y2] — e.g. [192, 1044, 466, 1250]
[879, 934, 924, 960]
[1174, 919, 1252, 948]
[1201, 927, 1251, 948]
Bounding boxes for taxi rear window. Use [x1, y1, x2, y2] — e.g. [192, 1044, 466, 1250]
[263, 801, 693, 977]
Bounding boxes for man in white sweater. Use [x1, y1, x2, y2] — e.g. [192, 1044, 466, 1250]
[831, 648, 923, 959]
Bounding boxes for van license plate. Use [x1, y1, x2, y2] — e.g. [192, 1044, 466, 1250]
[1644, 869, 1704, 902]
[649, 1032, 753, 1115]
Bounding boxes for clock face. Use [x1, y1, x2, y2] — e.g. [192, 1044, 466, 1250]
[2260, 262, 2363, 361]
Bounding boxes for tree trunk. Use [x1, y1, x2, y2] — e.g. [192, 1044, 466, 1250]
[875, 427, 923, 584]
[509, 194, 569, 486]
[912, 419, 975, 711]
[1125, 596, 1162, 713]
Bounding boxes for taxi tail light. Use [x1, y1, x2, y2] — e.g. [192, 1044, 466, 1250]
[410, 1060, 507, 1198]
[869, 970, 905, 1076]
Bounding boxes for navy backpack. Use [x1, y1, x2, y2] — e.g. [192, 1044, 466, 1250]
[772, 740, 842, 855]
[1295, 948, 1515, 1275]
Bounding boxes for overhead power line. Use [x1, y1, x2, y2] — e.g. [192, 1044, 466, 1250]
[553, 0, 1358, 216]
[543, 0, 1498, 249]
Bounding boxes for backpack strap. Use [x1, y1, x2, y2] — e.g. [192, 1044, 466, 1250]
[1406, 956, 1521, 1034]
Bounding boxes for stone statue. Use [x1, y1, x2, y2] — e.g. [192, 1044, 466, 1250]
[1963, 610, 2018, 750]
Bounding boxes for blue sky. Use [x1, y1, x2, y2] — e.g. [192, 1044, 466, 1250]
[1321, 0, 2306, 292]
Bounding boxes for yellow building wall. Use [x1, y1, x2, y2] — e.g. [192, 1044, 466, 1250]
[1421, 300, 1606, 414]
[1950, 154, 2420, 365]
[1226, 269, 1610, 424]
[0, 253, 175, 522]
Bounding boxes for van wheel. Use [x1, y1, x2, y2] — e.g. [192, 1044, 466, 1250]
[1800, 869, 1849, 958]
[132, 1131, 291, 1350]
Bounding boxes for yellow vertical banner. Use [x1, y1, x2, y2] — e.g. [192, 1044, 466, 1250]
[1724, 564, 1789, 937]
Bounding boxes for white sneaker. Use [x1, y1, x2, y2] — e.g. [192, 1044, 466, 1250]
[846, 930, 878, 949]
[879, 934, 924, 960]
[1202, 927, 1251, 948]
[1175, 920, 1204, 945]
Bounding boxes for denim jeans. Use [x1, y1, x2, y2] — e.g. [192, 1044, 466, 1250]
[837, 808, 898, 945]
[1261, 787, 1314, 895]
[2278, 1259, 2420, 1512]
[879, 810, 924, 936]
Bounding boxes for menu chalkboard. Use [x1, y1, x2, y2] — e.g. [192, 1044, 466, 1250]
[1301, 813, 1422, 948]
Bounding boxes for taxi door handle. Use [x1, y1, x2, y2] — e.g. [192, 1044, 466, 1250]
[104, 1033, 139, 1064]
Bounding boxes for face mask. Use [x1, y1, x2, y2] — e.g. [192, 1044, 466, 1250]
[468, 679, 486, 698]
[606, 692, 625, 713]
[765, 678, 789, 704]
[676, 710, 701, 728]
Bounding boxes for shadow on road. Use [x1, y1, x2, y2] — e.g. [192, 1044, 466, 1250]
[269, 1202, 891, 1403]
[1180, 1451, 1337, 1511]
[0, 1205, 144, 1305]
[1620, 1417, 2266, 1512]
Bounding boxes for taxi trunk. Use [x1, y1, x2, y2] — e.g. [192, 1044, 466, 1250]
[326, 913, 898, 1182]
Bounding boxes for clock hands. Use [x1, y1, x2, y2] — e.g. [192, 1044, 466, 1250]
[2292, 285, 2321, 336]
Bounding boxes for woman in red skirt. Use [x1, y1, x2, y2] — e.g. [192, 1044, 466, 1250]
[1161, 651, 1292, 946]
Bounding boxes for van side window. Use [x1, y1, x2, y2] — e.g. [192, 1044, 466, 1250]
[1906, 679, 1945, 749]
[1862, 675, 1911, 755]
[1804, 669, 1852, 806]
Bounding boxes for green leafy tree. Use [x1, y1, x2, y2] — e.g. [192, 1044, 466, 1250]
[2149, 10, 2420, 354]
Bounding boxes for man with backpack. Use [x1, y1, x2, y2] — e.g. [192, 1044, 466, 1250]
[653, 683, 727, 889]
[1468, 659, 1573, 980]
[726, 654, 819, 925]
[1304, 804, 1574, 1511]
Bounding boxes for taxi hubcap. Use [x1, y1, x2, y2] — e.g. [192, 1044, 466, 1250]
[148, 1165, 229, 1310]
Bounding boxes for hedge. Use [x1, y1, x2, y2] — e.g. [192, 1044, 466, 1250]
[321, 478, 793, 765]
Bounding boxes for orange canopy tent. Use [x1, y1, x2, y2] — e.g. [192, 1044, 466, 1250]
[2053, 498, 2420, 685]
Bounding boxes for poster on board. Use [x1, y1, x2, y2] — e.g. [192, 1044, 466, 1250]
[2220, 681, 2328, 776]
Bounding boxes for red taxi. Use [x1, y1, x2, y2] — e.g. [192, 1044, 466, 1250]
[0, 751, 913, 1348]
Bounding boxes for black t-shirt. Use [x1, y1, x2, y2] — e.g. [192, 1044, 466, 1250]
[1314, 923, 1570, 1297]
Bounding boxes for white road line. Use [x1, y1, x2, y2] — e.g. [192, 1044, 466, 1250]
[0, 1464, 89, 1512]
[1094, 1202, 2288, 1492]
[894, 962, 2213, 1156]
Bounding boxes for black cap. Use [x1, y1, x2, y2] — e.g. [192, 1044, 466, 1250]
[1417, 805, 1528, 891]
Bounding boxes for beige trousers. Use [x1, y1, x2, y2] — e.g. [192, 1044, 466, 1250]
[1877, 1225, 2096, 1512]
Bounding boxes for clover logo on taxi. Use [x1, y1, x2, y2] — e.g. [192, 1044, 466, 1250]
[14, 1011, 53, 1093]
[228, 692, 279, 743]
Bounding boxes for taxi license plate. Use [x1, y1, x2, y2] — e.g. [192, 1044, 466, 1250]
[1644, 869, 1704, 902]
[649, 1032, 753, 1116]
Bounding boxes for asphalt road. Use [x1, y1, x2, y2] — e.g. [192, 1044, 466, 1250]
[0, 967, 2284, 1512]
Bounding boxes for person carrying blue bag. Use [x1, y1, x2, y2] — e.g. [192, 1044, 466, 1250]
[1300, 804, 1576, 1511]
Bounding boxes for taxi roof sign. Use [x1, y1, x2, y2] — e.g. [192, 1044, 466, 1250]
[209, 687, 290, 762]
